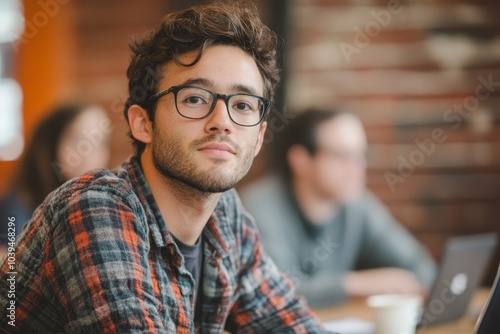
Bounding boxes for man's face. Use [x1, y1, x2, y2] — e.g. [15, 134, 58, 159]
[308, 114, 367, 203]
[149, 45, 267, 193]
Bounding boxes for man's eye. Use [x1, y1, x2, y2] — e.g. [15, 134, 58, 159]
[185, 96, 208, 104]
[231, 97, 258, 113]
[235, 102, 253, 111]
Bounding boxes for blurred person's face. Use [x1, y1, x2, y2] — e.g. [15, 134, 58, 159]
[57, 107, 112, 180]
[308, 114, 367, 203]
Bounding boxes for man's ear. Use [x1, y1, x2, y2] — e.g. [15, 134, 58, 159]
[287, 144, 312, 178]
[127, 105, 153, 144]
[254, 121, 267, 157]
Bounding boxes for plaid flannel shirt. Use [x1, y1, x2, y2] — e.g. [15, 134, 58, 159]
[0, 157, 326, 333]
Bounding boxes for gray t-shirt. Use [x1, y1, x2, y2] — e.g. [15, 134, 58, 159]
[172, 235, 203, 322]
[240, 174, 437, 307]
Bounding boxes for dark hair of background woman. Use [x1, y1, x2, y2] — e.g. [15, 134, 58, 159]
[13, 102, 90, 211]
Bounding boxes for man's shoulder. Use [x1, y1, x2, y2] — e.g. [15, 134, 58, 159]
[238, 175, 296, 232]
[342, 190, 398, 230]
[46, 162, 141, 213]
[345, 190, 384, 211]
[239, 174, 286, 204]
[60, 168, 132, 197]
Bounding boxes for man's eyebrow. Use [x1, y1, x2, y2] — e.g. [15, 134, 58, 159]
[181, 78, 260, 96]
[183, 78, 211, 87]
[232, 84, 259, 96]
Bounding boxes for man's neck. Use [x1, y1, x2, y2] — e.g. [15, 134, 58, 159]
[141, 154, 221, 245]
[291, 177, 338, 225]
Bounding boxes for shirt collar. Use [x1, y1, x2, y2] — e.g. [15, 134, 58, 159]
[121, 156, 232, 258]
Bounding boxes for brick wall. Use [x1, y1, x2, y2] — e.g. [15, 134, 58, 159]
[284, 0, 500, 283]
[73, 0, 170, 167]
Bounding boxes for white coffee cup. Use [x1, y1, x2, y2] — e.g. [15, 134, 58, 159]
[367, 294, 423, 334]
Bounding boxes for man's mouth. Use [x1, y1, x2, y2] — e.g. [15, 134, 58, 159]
[198, 142, 236, 158]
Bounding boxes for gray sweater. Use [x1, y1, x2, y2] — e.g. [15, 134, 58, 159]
[239, 175, 437, 307]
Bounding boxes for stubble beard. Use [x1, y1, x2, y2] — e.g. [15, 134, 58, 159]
[152, 129, 257, 194]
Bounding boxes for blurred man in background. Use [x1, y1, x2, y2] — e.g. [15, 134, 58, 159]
[240, 107, 437, 307]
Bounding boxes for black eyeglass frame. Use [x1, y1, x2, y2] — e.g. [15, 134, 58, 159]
[149, 85, 272, 127]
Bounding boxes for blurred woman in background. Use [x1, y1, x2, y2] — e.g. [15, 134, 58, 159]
[0, 102, 112, 252]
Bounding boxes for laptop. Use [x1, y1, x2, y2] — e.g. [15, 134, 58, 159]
[473, 260, 500, 334]
[417, 232, 498, 330]
[323, 233, 498, 334]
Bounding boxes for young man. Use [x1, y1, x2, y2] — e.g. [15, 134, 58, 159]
[0, 3, 326, 333]
[240, 108, 437, 307]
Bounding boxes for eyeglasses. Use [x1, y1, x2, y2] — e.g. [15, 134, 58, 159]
[149, 85, 272, 127]
[317, 147, 367, 164]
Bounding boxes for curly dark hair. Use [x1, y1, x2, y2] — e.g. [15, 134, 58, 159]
[124, 1, 280, 156]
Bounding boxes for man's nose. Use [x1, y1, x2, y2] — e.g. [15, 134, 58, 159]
[204, 98, 233, 134]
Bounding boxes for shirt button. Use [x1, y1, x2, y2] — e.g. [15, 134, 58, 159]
[181, 286, 191, 296]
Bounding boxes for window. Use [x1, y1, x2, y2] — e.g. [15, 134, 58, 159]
[0, 0, 24, 161]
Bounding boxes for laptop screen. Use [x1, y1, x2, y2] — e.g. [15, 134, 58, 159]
[418, 233, 497, 329]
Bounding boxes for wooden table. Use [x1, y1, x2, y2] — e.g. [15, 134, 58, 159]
[313, 289, 490, 333]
